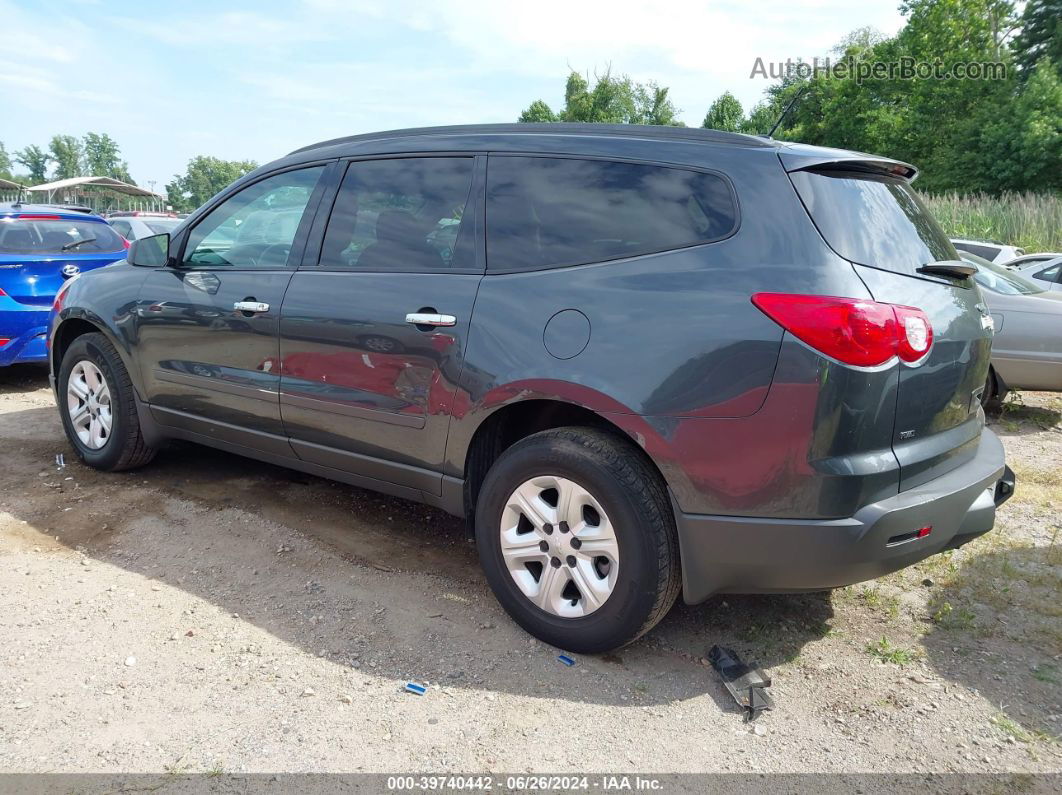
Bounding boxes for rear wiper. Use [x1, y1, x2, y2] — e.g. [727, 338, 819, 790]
[61, 237, 96, 251]
[917, 260, 976, 279]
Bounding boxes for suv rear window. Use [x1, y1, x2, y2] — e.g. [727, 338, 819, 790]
[955, 242, 1002, 261]
[789, 170, 956, 274]
[486, 156, 737, 270]
[0, 218, 125, 254]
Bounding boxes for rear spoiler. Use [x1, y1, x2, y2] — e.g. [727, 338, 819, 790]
[779, 150, 918, 181]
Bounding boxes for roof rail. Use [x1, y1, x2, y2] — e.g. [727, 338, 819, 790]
[289, 123, 773, 156]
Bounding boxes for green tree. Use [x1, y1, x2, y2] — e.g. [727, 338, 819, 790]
[166, 156, 258, 212]
[49, 134, 83, 180]
[15, 145, 49, 183]
[1012, 0, 1062, 77]
[518, 70, 683, 125]
[83, 132, 134, 183]
[701, 91, 744, 132]
[518, 99, 557, 123]
[0, 142, 12, 180]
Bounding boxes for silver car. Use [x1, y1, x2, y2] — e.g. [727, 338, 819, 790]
[960, 251, 1062, 404]
[107, 214, 183, 241]
[1005, 255, 1062, 293]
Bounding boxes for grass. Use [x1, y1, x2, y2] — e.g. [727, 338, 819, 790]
[922, 191, 1062, 252]
[865, 636, 919, 665]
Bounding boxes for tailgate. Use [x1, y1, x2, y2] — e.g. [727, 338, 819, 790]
[788, 164, 995, 490]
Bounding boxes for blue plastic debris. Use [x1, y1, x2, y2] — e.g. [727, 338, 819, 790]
[558, 655, 575, 667]
[404, 682, 427, 695]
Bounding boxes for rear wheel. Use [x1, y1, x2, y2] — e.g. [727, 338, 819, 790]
[475, 427, 680, 653]
[981, 365, 1007, 411]
[58, 333, 156, 471]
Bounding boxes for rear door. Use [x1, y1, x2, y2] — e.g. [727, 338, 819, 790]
[789, 166, 995, 490]
[136, 165, 328, 452]
[278, 155, 482, 493]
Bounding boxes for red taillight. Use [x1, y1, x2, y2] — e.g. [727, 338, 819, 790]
[916, 526, 933, 538]
[0, 338, 10, 347]
[122, 237, 131, 250]
[15, 214, 61, 220]
[893, 305, 933, 363]
[751, 293, 933, 368]
[0, 287, 6, 296]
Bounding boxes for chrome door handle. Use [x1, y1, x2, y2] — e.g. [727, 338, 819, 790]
[405, 312, 457, 327]
[234, 301, 270, 313]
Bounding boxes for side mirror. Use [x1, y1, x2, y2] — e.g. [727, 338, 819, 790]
[129, 233, 171, 268]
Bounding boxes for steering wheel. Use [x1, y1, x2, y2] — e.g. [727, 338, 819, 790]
[253, 243, 292, 267]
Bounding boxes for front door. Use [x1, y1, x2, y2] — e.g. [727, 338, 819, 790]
[137, 165, 327, 453]
[278, 156, 482, 492]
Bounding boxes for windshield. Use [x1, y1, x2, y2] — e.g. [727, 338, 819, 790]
[960, 251, 1045, 295]
[0, 217, 126, 254]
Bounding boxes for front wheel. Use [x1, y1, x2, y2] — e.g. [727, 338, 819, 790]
[475, 427, 681, 653]
[58, 332, 156, 471]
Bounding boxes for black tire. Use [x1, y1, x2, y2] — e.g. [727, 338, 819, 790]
[475, 427, 681, 654]
[58, 332, 156, 471]
[981, 365, 1007, 412]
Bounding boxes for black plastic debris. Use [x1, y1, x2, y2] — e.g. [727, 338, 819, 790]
[708, 645, 774, 721]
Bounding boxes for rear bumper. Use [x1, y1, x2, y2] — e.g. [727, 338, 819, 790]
[0, 308, 50, 366]
[675, 430, 1013, 604]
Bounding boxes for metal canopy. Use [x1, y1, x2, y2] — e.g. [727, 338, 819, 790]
[24, 176, 163, 199]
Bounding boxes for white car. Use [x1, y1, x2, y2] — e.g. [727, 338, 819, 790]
[1006, 255, 1062, 293]
[951, 237, 1025, 264]
[1002, 252, 1062, 269]
[107, 214, 183, 241]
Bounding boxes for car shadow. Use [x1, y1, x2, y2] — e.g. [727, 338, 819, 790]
[1, 402, 832, 709]
[921, 542, 1062, 742]
[0, 363, 50, 393]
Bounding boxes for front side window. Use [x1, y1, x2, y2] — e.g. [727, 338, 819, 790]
[319, 157, 475, 270]
[486, 156, 737, 270]
[182, 166, 324, 268]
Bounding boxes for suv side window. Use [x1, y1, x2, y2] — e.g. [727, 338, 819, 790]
[182, 166, 325, 268]
[319, 157, 475, 271]
[486, 156, 737, 271]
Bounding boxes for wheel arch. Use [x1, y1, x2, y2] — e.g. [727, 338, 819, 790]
[457, 396, 671, 528]
[51, 313, 143, 398]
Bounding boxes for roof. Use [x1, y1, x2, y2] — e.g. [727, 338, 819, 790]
[23, 176, 163, 199]
[283, 123, 917, 180]
[290, 123, 776, 156]
[0, 202, 107, 220]
[0, 177, 22, 190]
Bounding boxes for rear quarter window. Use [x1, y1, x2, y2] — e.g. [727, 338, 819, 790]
[0, 218, 125, 254]
[486, 156, 737, 270]
[789, 170, 956, 275]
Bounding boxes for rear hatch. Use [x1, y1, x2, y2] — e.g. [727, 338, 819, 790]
[0, 215, 127, 305]
[787, 158, 994, 491]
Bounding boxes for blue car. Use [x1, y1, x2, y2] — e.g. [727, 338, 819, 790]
[1, 203, 129, 366]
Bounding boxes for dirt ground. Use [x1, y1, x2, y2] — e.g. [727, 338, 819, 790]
[0, 363, 1058, 775]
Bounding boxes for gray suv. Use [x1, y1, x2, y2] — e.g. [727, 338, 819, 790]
[49, 124, 1014, 652]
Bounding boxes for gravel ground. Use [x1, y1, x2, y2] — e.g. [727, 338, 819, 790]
[0, 364, 1058, 775]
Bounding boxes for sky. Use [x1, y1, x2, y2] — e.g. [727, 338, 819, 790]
[0, 0, 907, 192]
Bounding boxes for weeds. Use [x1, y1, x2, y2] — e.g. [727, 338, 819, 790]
[923, 191, 1062, 252]
[865, 636, 918, 665]
[931, 601, 977, 630]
